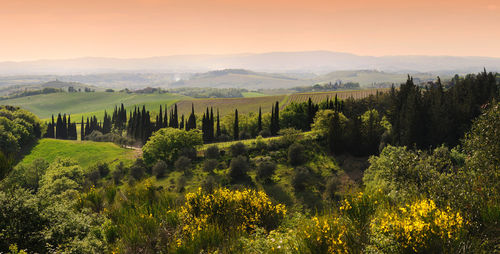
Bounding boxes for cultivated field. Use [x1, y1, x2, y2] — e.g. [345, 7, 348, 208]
[286, 89, 390, 104]
[1, 92, 186, 120]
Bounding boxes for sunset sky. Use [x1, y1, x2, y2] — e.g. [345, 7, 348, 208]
[0, 0, 499, 61]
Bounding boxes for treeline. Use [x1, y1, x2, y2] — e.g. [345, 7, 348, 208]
[1, 87, 64, 100]
[0, 106, 42, 179]
[44, 114, 78, 140]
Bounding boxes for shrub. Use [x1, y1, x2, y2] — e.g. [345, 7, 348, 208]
[175, 156, 191, 175]
[180, 147, 197, 160]
[229, 156, 249, 182]
[178, 188, 287, 241]
[130, 159, 147, 180]
[279, 128, 302, 146]
[300, 216, 349, 253]
[291, 166, 312, 192]
[86, 167, 101, 185]
[96, 162, 110, 177]
[204, 145, 219, 159]
[142, 128, 202, 166]
[152, 160, 168, 178]
[288, 143, 306, 166]
[230, 142, 247, 157]
[112, 162, 125, 184]
[370, 199, 466, 253]
[203, 159, 218, 173]
[201, 175, 218, 193]
[256, 160, 276, 183]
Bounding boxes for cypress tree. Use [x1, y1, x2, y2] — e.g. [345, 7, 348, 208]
[187, 103, 196, 131]
[270, 104, 275, 135]
[258, 107, 262, 133]
[216, 109, 221, 138]
[180, 115, 185, 129]
[81, 116, 85, 140]
[210, 107, 214, 141]
[234, 109, 239, 140]
[164, 105, 168, 128]
[56, 113, 62, 139]
[158, 105, 163, 129]
[62, 114, 68, 139]
[173, 104, 179, 128]
[275, 101, 280, 133]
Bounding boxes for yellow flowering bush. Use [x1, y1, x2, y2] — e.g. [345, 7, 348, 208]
[370, 199, 465, 253]
[301, 216, 349, 253]
[179, 188, 287, 240]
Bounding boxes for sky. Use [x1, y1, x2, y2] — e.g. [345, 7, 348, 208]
[0, 0, 499, 61]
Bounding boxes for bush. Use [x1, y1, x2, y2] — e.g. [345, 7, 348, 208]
[179, 188, 287, 241]
[230, 142, 247, 157]
[229, 156, 249, 182]
[130, 159, 147, 180]
[279, 128, 302, 146]
[86, 167, 101, 185]
[152, 160, 168, 178]
[370, 199, 465, 253]
[142, 128, 202, 166]
[174, 156, 191, 175]
[291, 166, 312, 192]
[95, 162, 110, 177]
[201, 175, 218, 193]
[256, 160, 276, 183]
[203, 159, 218, 173]
[288, 143, 306, 166]
[204, 145, 219, 159]
[180, 147, 197, 160]
[112, 162, 126, 184]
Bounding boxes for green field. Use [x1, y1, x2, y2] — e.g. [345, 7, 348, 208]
[1, 89, 388, 123]
[0, 92, 186, 120]
[19, 139, 137, 168]
[241, 91, 267, 97]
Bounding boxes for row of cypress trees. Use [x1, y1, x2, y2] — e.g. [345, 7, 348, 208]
[45, 113, 77, 140]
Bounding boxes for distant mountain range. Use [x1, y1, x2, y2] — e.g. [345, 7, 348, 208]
[1, 51, 500, 75]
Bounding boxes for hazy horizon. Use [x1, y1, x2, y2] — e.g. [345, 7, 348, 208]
[1, 0, 499, 61]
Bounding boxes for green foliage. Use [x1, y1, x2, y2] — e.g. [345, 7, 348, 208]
[175, 156, 192, 174]
[203, 159, 218, 173]
[204, 145, 220, 159]
[229, 156, 250, 183]
[288, 143, 306, 166]
[38, 157, 85, 199]
[256, 160, 277, 183]
[142, 128, 202, 166]
[152, 160, 168, 178]
[230, 142, 248, 157]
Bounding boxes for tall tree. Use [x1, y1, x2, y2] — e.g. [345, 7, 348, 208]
[233, 109, 239, 140]
[257, 106, 262, 133]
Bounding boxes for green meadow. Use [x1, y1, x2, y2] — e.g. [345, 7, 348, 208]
[20, 139, 137, 168]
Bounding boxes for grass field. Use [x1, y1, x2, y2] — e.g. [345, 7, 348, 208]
[241, 92, 267, 97]
[19, 139, 137, 168]
[0, 92, 186, 120]
[1, 89, 388, 123]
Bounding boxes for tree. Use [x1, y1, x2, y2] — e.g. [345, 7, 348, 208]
[229, 155, 249, 182]
[130, 159, 146, 180]
[256, 160, 276, 183]
[203, 159, 218, 173]
[174, 156, 191, 174]
[258, 107, 262, 133]
[230, 142, 247, 157]
[288, 142, 307, 166]
[204, 145, 219, 159]
[142, 128, 203, 166]
[233, 109, 239, 140]
[152, 160, 168, 178]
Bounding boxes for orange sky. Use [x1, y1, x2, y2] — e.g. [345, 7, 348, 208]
[0, 0, 499, 61]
